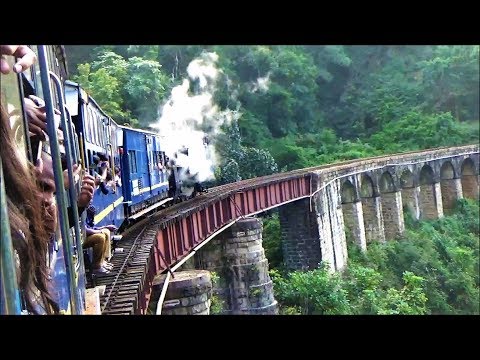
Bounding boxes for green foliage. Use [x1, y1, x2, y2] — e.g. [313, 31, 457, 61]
[215, 120, 278, 183]
[209, 271, 226, 315]
[123, 56, 170, 125]
[272, 200, 478, 315]
[271, 265, 352, 315]
[420, 45, 479, 121]
[67, 45, 479, 174]
[72, 63, 131, 122]
[261, 213, 284, 270]
[353, 199, 479, 314]
[376, 272, 428, 315]
[239, 147, 278, 179]
[92, 51, 128, 81]
[369, 111, 479, 152]
[72, 49, 171, 128]
[218, 159, 241, 184]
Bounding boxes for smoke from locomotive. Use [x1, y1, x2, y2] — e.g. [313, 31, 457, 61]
[150, 52, 229, 194]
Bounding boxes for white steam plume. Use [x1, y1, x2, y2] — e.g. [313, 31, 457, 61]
[149, 52, 239, 186]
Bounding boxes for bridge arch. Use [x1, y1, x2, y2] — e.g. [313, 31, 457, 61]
[400, 169, 415, 188]
[360, 174, 384, 243]
[461, 158, 478, 200]
[440, 161, 459, 214]
[379, 171, 404, 239]
[360, 174, 375, 198]
[418, 164, 441, 219]
[341, 179, 366, 251]
[440, 161, 455, 180]
[399, 168, 419, 219]
[341, 180, 356, 204]
[419, 165, 435, 185]
[379, 171, 396, 193]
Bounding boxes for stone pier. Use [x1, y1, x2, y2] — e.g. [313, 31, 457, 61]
[381, 191, 404, 239]
[194, 218, 278, 315]
[149, 270, 213, 315]
[223, 218, 278, 315]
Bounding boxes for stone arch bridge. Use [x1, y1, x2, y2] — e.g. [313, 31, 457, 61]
[279, 144, 479, 272]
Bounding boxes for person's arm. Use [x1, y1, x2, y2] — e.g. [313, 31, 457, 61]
[85, 226, 103, 236]
[98, 180, 110, 195]
[97, 224, 118, 232]
[66, 174, 94, 227]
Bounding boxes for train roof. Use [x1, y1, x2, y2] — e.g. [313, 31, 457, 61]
[119, 125, 162, 137]
[65, 80, 113, 121]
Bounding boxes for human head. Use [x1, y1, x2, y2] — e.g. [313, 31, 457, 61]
[92, 155, 100, 166]
[35, 152, 58, 235]
[0, 102, 58, 314]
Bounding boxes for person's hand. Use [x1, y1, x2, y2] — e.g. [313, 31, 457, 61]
[94, 176, 103, 186]
[24, 97, 47, 140]
[43, 199, 57, 235]
[104, 224, 118, 232]
[77, 174, 95, 208]
[0, 45, 36, 74]
[24, 96, 61, 140]
[63, 164, 81, 190]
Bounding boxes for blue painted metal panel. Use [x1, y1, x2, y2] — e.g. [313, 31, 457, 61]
[122, 128, 170, 214]
[123, 128, 150, 206]
[66, 82, 126, 230]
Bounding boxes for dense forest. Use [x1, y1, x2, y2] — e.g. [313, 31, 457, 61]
[65, 45, 479, 182]
[66, 45, 479, 314]
[266, 199, 479, 315]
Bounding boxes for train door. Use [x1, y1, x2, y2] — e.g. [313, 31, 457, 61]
[146, 134, 155, 197]
[152, 136, 168, 199]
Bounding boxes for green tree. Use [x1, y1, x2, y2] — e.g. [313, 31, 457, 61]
[261, 213, 284, 270]
[72, 63, 129, 122]
[421, 45, 479, 121]
[123, 56, 171, 126]
[377, 272, 428, 315]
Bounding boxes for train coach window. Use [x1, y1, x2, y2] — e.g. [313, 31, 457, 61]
[128, 150, 137, 173]
[86, 108, 93, 143]
[30, 46, 44, 101]
[161, 151, 166, 166]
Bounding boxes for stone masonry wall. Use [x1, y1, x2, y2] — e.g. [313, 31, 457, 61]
[462, 175, 479, 200]
[419, 183, 443, 220]
[342, 201, 367, 251]
[441, 178, 462, 214]
[381, 191, 404, 240]
[361, 196, 385, 243]
[279, 198, 322, 270]
[401, 186, 420, 220]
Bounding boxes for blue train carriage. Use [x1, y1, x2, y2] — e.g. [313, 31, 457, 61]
[120, 126, 171, 221]
[65, 81, 126, 231]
